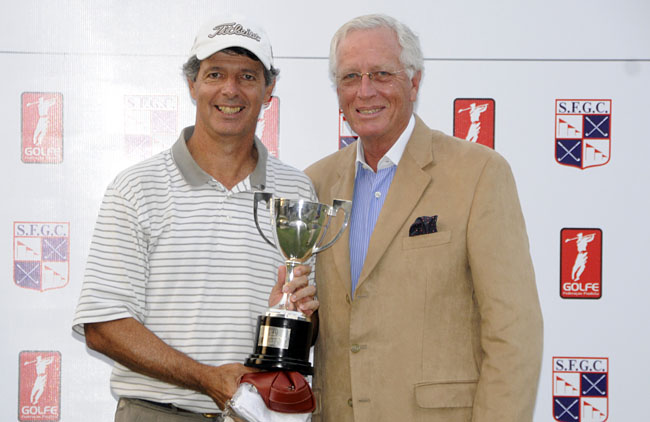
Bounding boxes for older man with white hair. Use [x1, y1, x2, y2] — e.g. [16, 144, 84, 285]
[306, 14, 543, 422]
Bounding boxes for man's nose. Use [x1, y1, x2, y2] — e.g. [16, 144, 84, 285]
[221, 76, 241, 97]
[357, 73, 377, 98]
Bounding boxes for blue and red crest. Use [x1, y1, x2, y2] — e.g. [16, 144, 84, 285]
[555, 100, 611, 169]
[124, 94, 178, 159]
[553, 357, 608, 421]
[13, 222, 70, 292]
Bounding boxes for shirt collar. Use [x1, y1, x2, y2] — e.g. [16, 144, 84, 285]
[171, 126, 268, 190]
[355, 114, 415, 174]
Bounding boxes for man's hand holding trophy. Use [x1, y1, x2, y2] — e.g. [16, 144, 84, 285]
[226, 192, 351, 421]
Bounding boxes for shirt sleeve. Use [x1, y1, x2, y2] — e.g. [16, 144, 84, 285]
[72, 182, 149, 336]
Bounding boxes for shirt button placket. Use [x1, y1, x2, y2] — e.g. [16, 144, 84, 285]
[223, 190, 234, 223]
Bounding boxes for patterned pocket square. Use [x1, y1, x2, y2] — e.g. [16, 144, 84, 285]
[409, 215, 438, 237]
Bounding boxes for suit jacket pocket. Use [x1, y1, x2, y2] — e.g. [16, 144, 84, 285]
[402, 230, 451, 250]
[414, 380, 477, 408]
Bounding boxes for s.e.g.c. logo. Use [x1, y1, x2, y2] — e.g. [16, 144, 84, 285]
[256, 96, 279, 158]
[14, 222, 70, 292]
[553, 357, 608, 422]
[124, 94, 178, 159]
[454, 98, 495, 149]
[21, 92, 63, 164]
[556, 100, 611, 169]
[19, 351, 61, 421]
[560, 228, 602, 299]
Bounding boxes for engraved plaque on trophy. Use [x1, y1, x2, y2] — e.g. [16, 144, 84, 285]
[246, 192, 352, 375]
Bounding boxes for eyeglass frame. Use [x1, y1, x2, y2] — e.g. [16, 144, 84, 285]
[336, 69, 407, 88]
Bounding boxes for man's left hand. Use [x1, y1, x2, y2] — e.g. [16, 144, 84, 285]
[269, 265, 319, 317]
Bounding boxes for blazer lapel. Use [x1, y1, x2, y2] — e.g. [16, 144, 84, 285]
[327, 147, 356, 291]
[356, 116, 434, 293]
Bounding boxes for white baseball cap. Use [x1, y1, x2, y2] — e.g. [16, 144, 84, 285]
[189, 14, 274, 71]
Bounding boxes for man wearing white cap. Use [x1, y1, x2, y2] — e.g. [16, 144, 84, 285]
[72, 15, 318, 421]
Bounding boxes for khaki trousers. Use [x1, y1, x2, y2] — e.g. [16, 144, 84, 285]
[115, 398, 233, 422]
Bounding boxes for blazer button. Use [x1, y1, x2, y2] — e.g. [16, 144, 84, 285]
[347, 398, 353, 407]
[350, 344, 361, 353]
[345, 294, 351, 304]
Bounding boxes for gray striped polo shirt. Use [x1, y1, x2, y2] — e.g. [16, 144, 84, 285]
[72, 126, 316, 412]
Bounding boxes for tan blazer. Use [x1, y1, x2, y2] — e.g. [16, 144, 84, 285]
[305, 116, 543, 422]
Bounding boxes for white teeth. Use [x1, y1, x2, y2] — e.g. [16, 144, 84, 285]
[359, 108, 381, 114]
[218, 106, 243, 114]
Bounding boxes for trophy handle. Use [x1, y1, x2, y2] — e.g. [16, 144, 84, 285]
[253, 192, 276, 248]
[312, 199, 352, 254]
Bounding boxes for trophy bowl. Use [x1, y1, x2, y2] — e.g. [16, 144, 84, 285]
[245, 192, 351, 375]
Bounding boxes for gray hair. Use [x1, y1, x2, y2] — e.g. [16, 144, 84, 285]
[182, 48, 279, 86]
[329, 14, 424, 83]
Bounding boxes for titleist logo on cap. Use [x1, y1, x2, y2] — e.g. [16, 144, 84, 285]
[209, 22, 261, 42]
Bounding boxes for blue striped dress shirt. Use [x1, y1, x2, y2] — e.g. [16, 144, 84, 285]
[349, 163, 396, 294]
[348, 115, 415, 295]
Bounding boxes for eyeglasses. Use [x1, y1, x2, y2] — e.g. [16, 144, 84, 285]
[337, 69, 406, 88]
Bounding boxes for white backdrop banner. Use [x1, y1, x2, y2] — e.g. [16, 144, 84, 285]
[2, 1, 649, 421]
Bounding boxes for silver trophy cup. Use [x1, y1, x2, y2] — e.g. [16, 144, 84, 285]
[246, 192, 352, 375]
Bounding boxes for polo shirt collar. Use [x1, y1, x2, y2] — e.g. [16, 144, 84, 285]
[171, 126, 268, 190]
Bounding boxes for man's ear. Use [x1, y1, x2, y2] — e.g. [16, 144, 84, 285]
[264, 79, 276, 104]
[188, 78, 197, 101]
[409, 70, 422, 102]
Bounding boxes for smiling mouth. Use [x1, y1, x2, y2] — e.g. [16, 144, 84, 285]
[357, 107, 383, 115]
[217, 105, 244, 114]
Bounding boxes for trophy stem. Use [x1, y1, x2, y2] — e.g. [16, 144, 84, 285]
[282, 260, 298, 310]
[270, 260, 300, 311]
